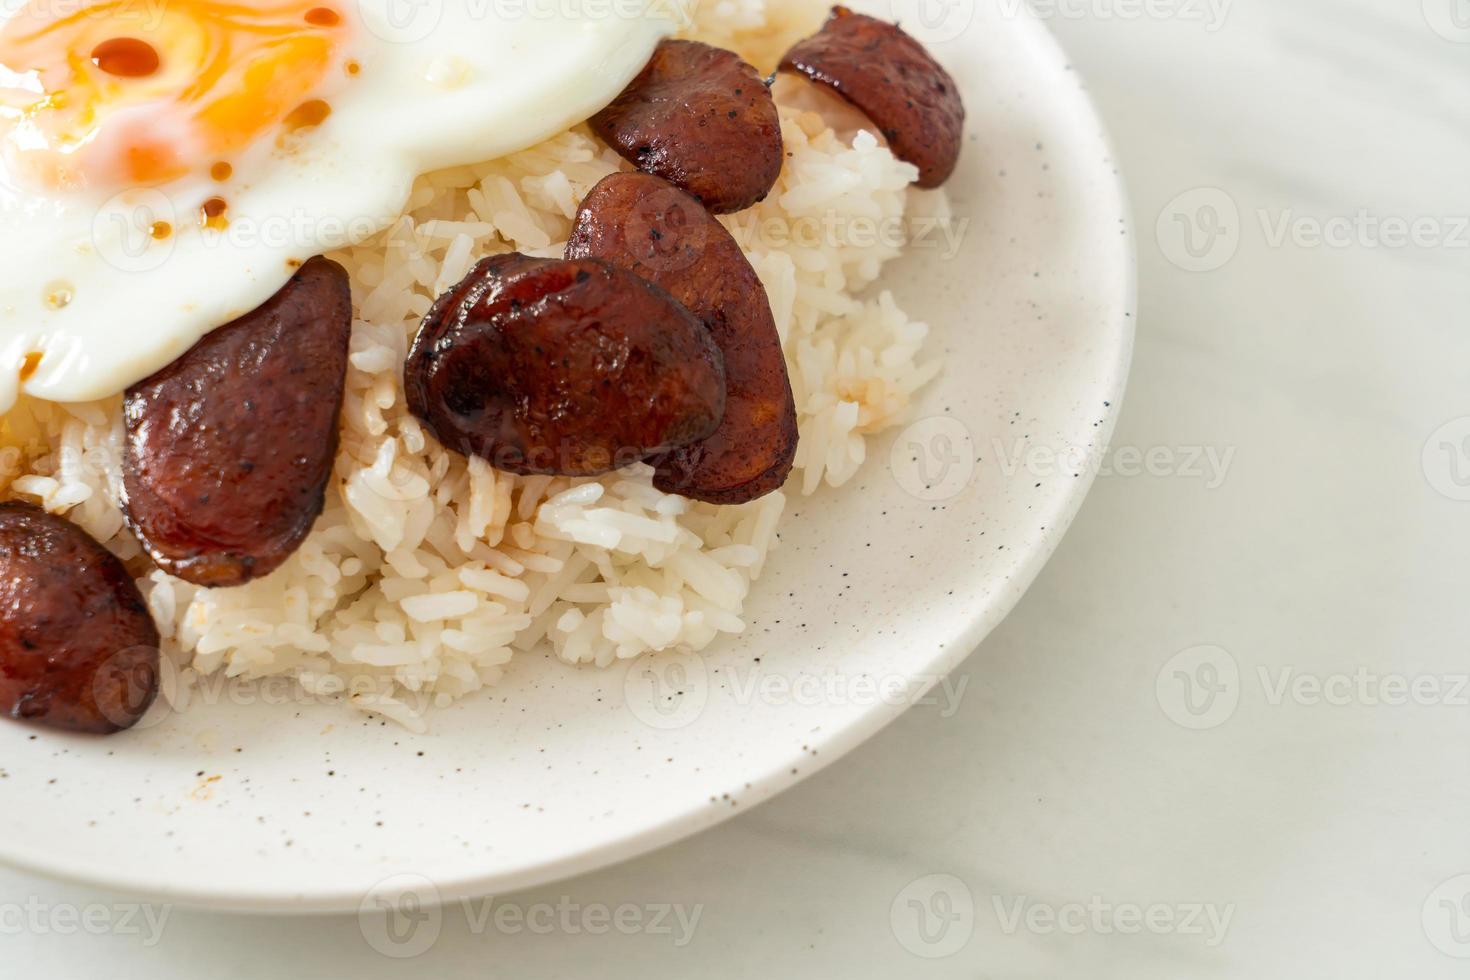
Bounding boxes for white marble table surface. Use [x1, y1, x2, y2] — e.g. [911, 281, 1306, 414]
[5, 0, 1469, 975]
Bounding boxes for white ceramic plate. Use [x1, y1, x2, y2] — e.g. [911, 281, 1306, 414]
[0, 2, 1134, 912]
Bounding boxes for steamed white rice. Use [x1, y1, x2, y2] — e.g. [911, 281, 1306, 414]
[0, 0, 946, 731]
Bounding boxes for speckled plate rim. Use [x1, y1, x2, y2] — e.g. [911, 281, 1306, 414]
[0, 6, 1135, 914]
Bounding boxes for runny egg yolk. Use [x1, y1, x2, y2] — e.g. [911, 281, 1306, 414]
[0, 0, 350, 193]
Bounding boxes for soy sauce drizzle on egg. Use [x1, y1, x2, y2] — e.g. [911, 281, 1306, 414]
[89, 37, 160, 78]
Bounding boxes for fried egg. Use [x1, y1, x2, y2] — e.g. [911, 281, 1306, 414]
[0, 0, 676, 410]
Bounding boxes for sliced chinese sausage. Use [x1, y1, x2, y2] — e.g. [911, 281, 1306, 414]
[405, 253, 726, 477]
[566, 172, 798, 504]
[779, 6, 965, 188]
[123, 256, 352, 588]
[590, 39, 783, 214]
[0, 502, 159, 734]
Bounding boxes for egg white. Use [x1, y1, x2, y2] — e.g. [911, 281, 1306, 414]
[0, 0, 675, 411]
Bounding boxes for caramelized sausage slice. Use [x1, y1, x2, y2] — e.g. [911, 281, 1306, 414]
[591, 39, 783, 214]
[405, 253, 726, 477]
[567, 172, 797, 504]
[780, 6, 965, 188]
[123, 256, 352, 588]
[0, 503, 159, 734]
